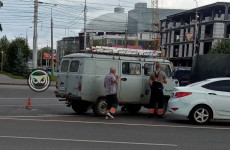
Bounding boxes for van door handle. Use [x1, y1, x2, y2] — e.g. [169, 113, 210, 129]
[208, 93, 217, 95]
[121, 78, 127, 81]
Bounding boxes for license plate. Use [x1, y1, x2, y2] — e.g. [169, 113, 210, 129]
[59, 87, 66, 91]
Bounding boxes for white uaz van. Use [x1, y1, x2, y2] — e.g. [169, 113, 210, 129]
[55, 47, 179, 116]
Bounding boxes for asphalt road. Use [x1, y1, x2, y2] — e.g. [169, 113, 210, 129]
[0, 84, 230, 150]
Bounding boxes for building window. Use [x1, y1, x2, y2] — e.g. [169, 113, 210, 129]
[173, 45, 179, 57]
[205, 24, 213, 39]
[174, 30, 180, 43]
[182, 45, 185, 57]
[204, 42, 212, 54]
[186, 44, 189, 57]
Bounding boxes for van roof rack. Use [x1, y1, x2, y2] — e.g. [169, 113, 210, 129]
[83, 46, 161, 58]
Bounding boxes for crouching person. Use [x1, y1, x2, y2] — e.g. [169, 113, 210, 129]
[149, 63, 168, 117]
[104, 67, 120, 119]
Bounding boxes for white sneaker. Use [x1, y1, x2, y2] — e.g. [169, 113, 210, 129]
[106, 112, 114, 120]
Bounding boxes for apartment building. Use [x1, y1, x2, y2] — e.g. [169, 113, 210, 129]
[160, 2, 230, 66]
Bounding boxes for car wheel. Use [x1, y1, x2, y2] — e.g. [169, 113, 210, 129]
[72, 100, 90, 114]
[191, 106, 212, 125]
[125, 105, 141, 114]
[93, 98, 107, 116]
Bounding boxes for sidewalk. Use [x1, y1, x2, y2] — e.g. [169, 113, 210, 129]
[0, 74, 56, 86]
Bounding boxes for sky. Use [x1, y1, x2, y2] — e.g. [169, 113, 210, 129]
[0, 0, 229, 50]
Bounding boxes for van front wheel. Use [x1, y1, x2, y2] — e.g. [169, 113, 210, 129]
[93, 98, 107, 116]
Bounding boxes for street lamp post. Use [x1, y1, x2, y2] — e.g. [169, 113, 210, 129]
[1, 51, 3, 72]
[194, 0, 199, 55]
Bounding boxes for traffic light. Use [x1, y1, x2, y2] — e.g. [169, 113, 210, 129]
[0, 1, 3, 7]
[0, 24, 2, 32]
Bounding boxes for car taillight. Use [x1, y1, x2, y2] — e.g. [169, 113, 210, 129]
[56, 81, 58, 89]
[175, 92, 192, 98]
[78, 82, 82, 91]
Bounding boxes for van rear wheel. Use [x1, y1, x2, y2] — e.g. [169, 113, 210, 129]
[125, 105, 141, 114]
[93, 98, 107, 116]
[72, 100, 90, 114]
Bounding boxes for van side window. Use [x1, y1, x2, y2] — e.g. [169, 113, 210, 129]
[70, 60, 80, 72]
[122, 62, 141, 75]
[61, 60, 69, 72]
[144, 64, 155, 76]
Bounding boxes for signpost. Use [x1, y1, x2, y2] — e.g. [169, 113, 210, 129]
[185, 33, 194, 42]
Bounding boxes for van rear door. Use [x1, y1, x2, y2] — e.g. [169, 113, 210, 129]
[57, 59, 70, 93]
[66, 59, 81, 96]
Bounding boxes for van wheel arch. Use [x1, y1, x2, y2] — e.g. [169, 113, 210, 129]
[93, 97, 107, 116]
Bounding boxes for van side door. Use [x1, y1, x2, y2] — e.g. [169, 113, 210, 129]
[119, 61, 142, 104]
[142, 63, 155, 105]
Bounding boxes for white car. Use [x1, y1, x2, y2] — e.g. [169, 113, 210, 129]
[168, 78, 230, 124]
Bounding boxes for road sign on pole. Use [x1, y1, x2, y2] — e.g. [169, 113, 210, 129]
[185, 33, 194, 42]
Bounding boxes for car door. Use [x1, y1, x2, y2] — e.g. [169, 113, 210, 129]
[119, 61, 142, 104]
[57, 59, 70, 94]
[203, 80, 230, 117]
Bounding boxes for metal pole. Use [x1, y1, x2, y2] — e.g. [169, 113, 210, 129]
[194, 0, 198, 55]
[40, 50, 42, 68]
[1, 51, 3, 72]
[84, 0, 87, 51]
[32, 0, 38, 70]
[51, 8, 54, 76]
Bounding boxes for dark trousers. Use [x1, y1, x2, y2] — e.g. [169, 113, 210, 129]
[149, 81, 164, 109]
[106, 94, 118, 111]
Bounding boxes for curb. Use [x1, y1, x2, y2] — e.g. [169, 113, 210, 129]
[0, 83, 56, 87]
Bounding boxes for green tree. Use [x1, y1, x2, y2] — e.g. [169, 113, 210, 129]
[0, 36, 10, 71]
[5, 38, 30, 76]
[12, 49, 28, 77]
[210, 39, 230, 54]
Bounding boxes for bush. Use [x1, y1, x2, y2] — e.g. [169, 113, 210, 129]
[210, 39, 230, 54]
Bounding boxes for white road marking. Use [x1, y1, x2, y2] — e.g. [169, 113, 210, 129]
[0, 117, 229, 130]
[0, 98, 57, 99]
[0, 135, 178, 147]
[0, 104, 62, 107]
[0, 115, 78, 118]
